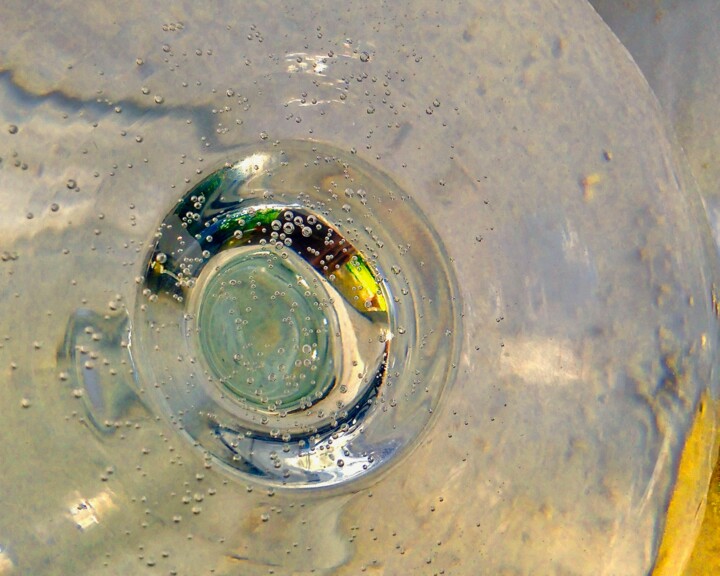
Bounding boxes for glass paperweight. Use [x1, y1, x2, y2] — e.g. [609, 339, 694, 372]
[1, 1, 719, 575]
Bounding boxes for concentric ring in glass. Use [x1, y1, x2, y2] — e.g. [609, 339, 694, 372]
[133, 140, 460, 488]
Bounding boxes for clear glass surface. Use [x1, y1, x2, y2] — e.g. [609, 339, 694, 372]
[0, 1, 719, 575]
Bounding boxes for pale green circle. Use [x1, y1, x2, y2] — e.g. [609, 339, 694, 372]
[196, 248, 336, 412]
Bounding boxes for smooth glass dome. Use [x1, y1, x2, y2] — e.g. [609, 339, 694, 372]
[2, 0, 720, 574]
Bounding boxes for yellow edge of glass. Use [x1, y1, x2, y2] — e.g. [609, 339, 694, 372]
[681, 402, 720, 575]
[653, 393, 720, 575]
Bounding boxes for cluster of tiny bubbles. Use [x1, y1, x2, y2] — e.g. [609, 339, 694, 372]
[132, 140, 460, 489]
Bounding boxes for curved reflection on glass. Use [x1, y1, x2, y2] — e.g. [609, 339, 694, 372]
[585, 4, 720, 569]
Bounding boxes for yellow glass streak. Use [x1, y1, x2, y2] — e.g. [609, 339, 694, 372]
[333, 256, 387, 313]
[653, 394, 719, 576]
[680, 403, 720, 576]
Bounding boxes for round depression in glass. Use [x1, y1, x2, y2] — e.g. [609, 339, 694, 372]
[0, 1, 719, 575]
[133, 140, 460, 488]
